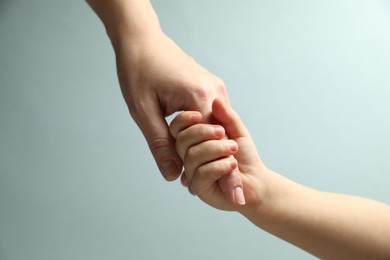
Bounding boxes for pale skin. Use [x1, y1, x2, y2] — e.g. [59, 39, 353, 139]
[87, 1, 390, 257]
[86, 0, 244, 204]
[170, 98, 390, 259]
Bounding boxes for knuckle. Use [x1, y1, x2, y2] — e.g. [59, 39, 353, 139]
[191, 171, 203, 194]
[148, 137, 174, 161]
[195, 164, 209, 180]
[187, 80, 211, 102]
[195, 160, 226, 181]
[215, 160, 230, 176]
[184, 76, 227, 111]
[218, 141, 229, 154]
[149, 137, 171, 151]
[127, 101, 138, 119]
[198, 124, 211, 138]
[215, 77, 226, 91]
[175, 131, 185, 144]
[184, 146, 198, 162]
[128, 99, 147, 122]
[193, 85, 209, 104]
[217, 159, 230, 173]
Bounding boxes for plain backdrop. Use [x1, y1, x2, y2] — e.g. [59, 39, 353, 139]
[1, 0, 389, 259]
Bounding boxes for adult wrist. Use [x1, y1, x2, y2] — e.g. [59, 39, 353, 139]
[87, 0, 162, 52]
[106, 14, 162, 51]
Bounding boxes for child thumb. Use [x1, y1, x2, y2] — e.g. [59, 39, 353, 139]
[211, 98, 250, 139]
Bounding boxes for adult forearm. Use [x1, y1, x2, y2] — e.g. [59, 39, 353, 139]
[86, 0, 161, 46]
[242, 171, 390, 259]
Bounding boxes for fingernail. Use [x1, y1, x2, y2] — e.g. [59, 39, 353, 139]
[229, 140, 238, 152]
[229, 159, 237, 170]
[161, 160, 179, 181]
[234, 187, 246, 205]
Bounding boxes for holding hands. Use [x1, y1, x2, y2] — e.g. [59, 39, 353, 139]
[169, 98, 269, 211]
[170, 99, 390, 259]
[87, 1, 390, 258]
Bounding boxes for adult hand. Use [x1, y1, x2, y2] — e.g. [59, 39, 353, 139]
[114, 30, 229, 181]
[86, 0, 241, 202]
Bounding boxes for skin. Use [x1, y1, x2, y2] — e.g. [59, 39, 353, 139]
[86, 0, 244, 204]
[170, 98, 390, 259]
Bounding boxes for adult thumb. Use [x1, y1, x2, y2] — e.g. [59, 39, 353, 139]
[130, 98, 182, 181]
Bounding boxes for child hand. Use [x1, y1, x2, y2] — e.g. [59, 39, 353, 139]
[170, 98, 269, 212]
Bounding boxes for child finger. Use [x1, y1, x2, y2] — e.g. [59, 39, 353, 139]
[180, 171, 196, 196]
[219, 167, 245, 206]
[169, 111, 202, 138]
[180, 171, 188, 187]
[183, 139, 238, 181]
[191, 157, 238, 195]
[212, 98, 250, 139]
[175, 123, 225, 160]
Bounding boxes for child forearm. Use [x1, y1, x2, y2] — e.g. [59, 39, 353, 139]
[241, 170, 390, 259]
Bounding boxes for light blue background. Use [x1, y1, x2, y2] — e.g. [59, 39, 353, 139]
[1, 1, 390, 259]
